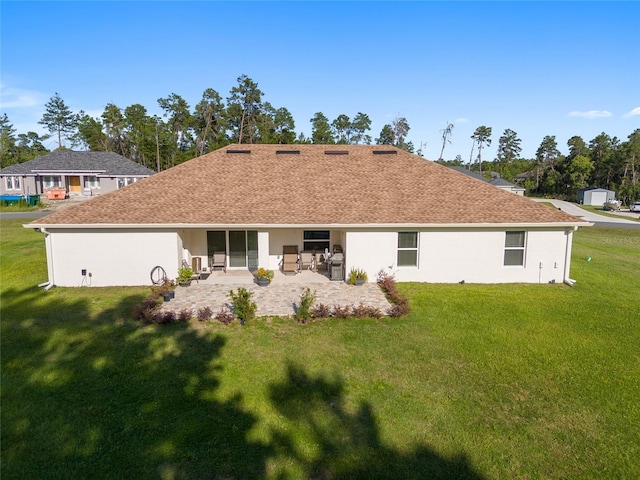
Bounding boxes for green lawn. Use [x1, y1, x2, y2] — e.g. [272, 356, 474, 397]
[2, 219, 639, 479]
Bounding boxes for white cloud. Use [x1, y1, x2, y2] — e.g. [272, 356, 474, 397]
[454, 117, 469, 123]
[623, 106, 640, 118]
[0, 85, 45, 108]
[568, 110, 612, 119]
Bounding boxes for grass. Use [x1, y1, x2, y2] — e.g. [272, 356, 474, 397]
[2, 219, 639, 479]
[0, 201, 46, 212]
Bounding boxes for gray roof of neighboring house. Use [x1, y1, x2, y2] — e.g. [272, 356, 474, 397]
[578, 187, 615, 193]
[0, 151, 155, 176]
[449, 166, 524, 190]
[488, 177, 525, 190]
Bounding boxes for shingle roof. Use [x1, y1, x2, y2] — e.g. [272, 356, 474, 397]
[32, 145, 586, 227]
[0, 150, 155, 176]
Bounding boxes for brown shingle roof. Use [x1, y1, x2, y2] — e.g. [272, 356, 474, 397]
[32, 145, 585, 226]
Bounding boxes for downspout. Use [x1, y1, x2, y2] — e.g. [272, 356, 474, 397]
[37, 228, 56, 290]
[563, 227, 576, 287]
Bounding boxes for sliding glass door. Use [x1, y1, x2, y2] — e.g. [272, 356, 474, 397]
[228, 230, 258, 269]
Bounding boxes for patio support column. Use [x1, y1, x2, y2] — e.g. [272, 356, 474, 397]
[258, 231, 269, 268]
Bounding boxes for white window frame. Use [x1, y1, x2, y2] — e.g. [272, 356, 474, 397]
[43, 175, 62, 189]
[397, 231, 418, 267]
[84, 175, 98, 189]
[117, 177, 138, 189]
[504, 231, 527, 267]
[6, 176, 20, 190]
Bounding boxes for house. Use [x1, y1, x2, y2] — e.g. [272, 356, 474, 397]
[449, 167, 526, 195]
[27, 144, 590, 287]
[0, 150, 155, 198]
[577, 187, 616, 206]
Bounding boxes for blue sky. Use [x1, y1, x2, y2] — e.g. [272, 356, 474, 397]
[2, 1, 639, 160]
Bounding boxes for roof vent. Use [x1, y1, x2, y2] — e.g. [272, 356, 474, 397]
[324, 150, 349, 155]
[226, 149, 251, 154]
[276, 150, 300, 155]
[373, 150, 397, 155]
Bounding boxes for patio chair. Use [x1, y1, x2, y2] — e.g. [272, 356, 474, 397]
[282, 245, 299, 274]
[210, 251, 226, 272]
[300, 251, 315, 271]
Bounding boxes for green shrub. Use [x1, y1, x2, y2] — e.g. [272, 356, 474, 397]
[228, 287, 256, 324]
[296, 287, 316, 324]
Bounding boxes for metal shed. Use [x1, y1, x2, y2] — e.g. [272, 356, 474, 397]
[577, 187, 616, 206]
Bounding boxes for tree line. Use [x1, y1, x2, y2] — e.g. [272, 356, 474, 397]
[0, 73, 638, 203]
[0, 74, 415, 172]
[441, 126, 640, 205]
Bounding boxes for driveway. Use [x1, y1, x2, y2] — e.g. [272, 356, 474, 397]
[533, 199, 640, 229]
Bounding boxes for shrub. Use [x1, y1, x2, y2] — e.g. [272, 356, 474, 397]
[376, 269, 410, 317]
[215, 307, 234, 325]
[332, 305, 352, 318]
[377, 269, 398, 296]
[352, 302, 383, 318]
[150, 278, 175, 298]
[228, 287, 256, 324]
[296, 287, 316, 324]
[132, 294, 161, 321]
[178, 308, 193, 322]
[155, 310, 176, 325]
[312, 303, 332, 319]
[197, 307, 213, 322]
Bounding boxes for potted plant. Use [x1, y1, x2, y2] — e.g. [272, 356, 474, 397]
[255, 267, 274, 286]
[348, 267, 368, 286]
[177, 266, 194, 286]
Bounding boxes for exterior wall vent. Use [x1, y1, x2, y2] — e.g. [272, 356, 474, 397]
[324, 150, 349, 155]
[276, 150, 300, 155]
[226, 149, 251, 154]
[373, 150, 397, 155]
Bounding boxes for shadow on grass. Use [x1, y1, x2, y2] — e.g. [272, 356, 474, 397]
[268, 362, 483, 479]
[2, 286, 483, 479]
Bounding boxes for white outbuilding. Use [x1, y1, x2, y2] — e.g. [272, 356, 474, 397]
[577, 187, 616, 206]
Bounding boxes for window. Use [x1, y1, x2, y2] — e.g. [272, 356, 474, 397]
[117, 177, 137, 188]
[504, 231, 526, 266]
[43, 176, 61, 188]
[397, 232, 418, 266]
[303, 230, 330, 252]
[5, 176, 20, 190]
[84, 176, 98, 188]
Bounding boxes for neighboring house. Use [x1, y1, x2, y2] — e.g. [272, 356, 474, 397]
[27, 145, 590, 287]
[449, 167, 526, 195]
[577, 187, 616, 206]
[0, 151, 155, 197]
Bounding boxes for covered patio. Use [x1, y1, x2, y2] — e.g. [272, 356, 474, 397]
[194, 267, 333, 286]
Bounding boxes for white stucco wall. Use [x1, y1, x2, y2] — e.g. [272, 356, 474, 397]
[345, 228, 571, 284]
[45, 229, 180, 287]
[41, 226, 575, 287]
